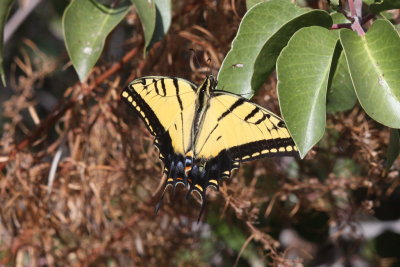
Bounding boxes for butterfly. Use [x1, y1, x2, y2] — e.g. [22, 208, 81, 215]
[121, 75, 298, 219]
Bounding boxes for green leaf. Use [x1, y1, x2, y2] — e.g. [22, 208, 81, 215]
[217, 0, 332, 97]
[154, 0, 171, 33]
[386, 128, 400, 169]
[330, 12, 350, 24]
[327, 49, 357, 112]
[277, 27, 338, 158]
[246, 0, 264, 10]
[131, 0, 170, 52]
[370, 0, 400, 13]
[340, 20, 400, 128]
[153, 0, 171, 43]
[363, 0, 375, 5]
[329, 0, 340, 7]
[0, 0, 15, 86]
[63, 0, 130, 81]
[131, 0, 155, 52]
[131, 0, 156, 52]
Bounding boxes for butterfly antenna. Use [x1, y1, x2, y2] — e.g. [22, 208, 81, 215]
[206, 57, 213, 77]
[155, 183, 171, 215]
[197, 196, 207, 223]
[155, 193, 164, 215]
[155, 199, 163, 215]
[189, 49, 202, 70]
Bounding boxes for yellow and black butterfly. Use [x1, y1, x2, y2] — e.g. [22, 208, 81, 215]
[121, 75, 298, 218]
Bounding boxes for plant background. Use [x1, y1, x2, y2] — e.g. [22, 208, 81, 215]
[1, 0, 400, 266]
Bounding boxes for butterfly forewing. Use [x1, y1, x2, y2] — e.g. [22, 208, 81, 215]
[122, 76, 197, 156]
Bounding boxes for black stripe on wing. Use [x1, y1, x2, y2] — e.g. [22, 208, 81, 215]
[121, 85, 165, 137]
[218, 98, 246, 121]
[122, 77, 196, 136]
[211, 91, 298, 161]
[228, 137, 298, 162]
[153, 132, 176, 175]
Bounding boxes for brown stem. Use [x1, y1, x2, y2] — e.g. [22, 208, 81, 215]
[331, 23, 352, 30]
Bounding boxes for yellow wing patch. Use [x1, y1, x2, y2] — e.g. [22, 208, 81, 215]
[194, 92, 297, 161]
[122, 77, 198, 155]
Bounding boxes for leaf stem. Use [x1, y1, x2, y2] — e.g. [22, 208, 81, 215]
[331, 23, 352, 30]
[332, 0, 375, 35]
[348, 0, 365, 35]
[351, 17, 365, 36]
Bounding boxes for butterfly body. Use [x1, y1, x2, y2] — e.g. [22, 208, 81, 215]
[121, 75, 298, 214]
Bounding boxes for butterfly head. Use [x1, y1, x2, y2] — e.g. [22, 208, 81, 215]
[207, 74, 217, 89]
[197, 75, 218, 98]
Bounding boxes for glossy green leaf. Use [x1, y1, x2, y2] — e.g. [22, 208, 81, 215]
[370, 0, 400, 13]
[131, 0, 157, 51]
[155, 0, 172, 38]
[386, 128, 400, 169]
[218, 0, 332, 97]
[327, 13, 356, 112]
[131, 0, 156, 52]
[340, 20, 400, 128]
[153, 0, 171, 43]
[277, 27, 338, 158]
[329, 0, 340, 7]
[0, 0, 14, 86]
[63, 0, 130, 81]
[327, 49, 357, 112]
[330, 12, 350, 24]
[131, 0, 170, 52]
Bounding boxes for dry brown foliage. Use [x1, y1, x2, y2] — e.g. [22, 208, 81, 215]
[1, 1, 399, 266]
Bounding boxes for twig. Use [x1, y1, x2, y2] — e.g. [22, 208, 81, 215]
[233, 234, 255, 267]
[47, 144, 64, 194]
